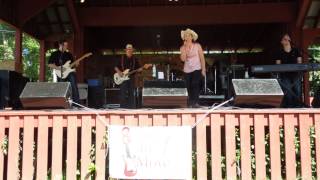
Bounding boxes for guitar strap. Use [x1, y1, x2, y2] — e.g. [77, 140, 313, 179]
[121, 55, 136, 71]
[121, 55, 124, 71]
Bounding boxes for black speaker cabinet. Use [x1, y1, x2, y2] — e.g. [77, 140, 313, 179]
[20, 82, 72, 109]
[88, 86, 104, 108]
[0, 70, 29, 109]
[232, 79, 284, 107]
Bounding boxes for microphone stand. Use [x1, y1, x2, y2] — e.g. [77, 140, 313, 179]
[59, 49, 64, 81]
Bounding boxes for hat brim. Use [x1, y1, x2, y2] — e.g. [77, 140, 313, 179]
[181, 29, 198, 41]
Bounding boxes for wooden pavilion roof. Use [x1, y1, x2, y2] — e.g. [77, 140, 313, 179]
[0, 0, 319, 46]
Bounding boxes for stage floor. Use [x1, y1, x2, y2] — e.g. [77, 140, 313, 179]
[0, 106, 319, 115]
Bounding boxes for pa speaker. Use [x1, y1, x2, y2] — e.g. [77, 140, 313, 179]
[232, 79, 283, 107]
[20, 82, 72, 109]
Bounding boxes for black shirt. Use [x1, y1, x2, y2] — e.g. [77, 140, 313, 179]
[116, 55, 140, 71]
[275, 47, 301, 64]
[48, 50, 74, 66]
[275, 47, 302, 77]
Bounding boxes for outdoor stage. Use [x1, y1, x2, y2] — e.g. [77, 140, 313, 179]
[0, 107, 319, 179]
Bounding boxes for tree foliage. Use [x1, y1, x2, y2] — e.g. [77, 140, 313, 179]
[0, 22, 53, 82]
[309, 45, 320, 95]
[22, 34, 40, 81]
[0, 23, 15, 60]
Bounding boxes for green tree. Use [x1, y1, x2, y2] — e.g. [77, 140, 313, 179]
[22, 34, 40, 81]
[309, 45, 320, 95]
[46, 49, 54, 82]
[0, 23, 15, 60]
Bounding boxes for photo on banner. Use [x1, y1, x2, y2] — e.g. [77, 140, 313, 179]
[109, 126, 192, 180]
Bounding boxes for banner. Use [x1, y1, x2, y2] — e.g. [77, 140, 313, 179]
[109, 126, 192, 180]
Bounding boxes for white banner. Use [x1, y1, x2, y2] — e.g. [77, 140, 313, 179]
[109, 126, 192, 180]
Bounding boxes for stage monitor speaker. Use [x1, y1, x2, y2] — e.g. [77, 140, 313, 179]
[20, 82, 72, 109]
[142, 87, 188, 108]
[232, 79, 283, 107]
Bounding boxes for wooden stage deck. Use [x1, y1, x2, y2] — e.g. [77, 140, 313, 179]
[0, 107, 319, 179]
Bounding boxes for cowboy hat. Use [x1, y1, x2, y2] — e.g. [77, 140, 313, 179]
[125, 44, 134, 50]
[181, 28, 198, 41]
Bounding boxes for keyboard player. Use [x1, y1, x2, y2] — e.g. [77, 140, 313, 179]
[275, 34, 303, 108]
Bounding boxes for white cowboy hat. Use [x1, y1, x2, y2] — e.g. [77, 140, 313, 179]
[181, 28, 198, 41]
[125, 44, 134, 50]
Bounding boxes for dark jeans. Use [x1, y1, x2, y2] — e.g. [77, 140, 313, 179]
[58, 72, 80, 105]
[185, 70, 202, 106]
[120, 79, 135, 108]
[279, 73, 302, 108]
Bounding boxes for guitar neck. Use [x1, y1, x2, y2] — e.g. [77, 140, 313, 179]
[127, 69, 140, 76]
[70, 56, 87, 67]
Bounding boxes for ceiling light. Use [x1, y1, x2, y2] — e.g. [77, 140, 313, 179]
[80, 0, 85, 3]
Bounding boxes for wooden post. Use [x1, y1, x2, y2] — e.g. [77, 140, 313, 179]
[39, 40, 46, 82]
[14, 29, 22, 73]
[289, 24, 310, 105]
[302, 36, 311, 105]
[74, 28, 84, 82]
[289, 23, 302, 46]
[301, 28, 320, 105]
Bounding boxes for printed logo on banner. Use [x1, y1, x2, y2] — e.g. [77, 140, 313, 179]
[109, 126, 192, 180]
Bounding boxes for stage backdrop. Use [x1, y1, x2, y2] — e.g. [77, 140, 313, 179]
[109, 126, 192, 180]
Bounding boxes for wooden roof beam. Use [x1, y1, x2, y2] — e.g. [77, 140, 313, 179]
[53, 5, 66, 33]
[65, 0, 80, 32]
[43, 11, 53, 35]
[314, 9, 320, 28]
[78, 2, 296, 26]
[17, 0, 58, 27]
[296, 0, 312, 28]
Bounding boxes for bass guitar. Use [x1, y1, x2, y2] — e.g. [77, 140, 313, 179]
[54, 52, 92, 79]
[114, 64, 152, 85]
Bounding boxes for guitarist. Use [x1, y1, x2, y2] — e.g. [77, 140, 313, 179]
[48, 39, 80, 104]
[114, 44, 141, 108]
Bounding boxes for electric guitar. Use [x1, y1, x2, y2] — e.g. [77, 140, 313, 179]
[54, 52, 92, 79]
[114, 64, 152, 85]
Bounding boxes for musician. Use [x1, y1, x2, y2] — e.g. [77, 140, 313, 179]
[114, 44, 141, 108]
[180, 28, 206, 108]
[48, 39, 80, 104]
[275, 34, 303, 108]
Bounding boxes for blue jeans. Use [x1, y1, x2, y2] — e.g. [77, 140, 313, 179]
[120, 79, 135, 108]
[279, 73, 302, 108]
[58, 72, 80, 105]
